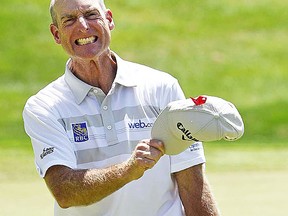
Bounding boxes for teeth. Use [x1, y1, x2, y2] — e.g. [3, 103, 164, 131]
[76, 36, 96, 45]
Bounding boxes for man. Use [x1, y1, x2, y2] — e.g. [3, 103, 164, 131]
[23, 0, 220, 215]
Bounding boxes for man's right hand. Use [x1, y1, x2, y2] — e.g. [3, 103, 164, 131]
[126, 139, 165, 180]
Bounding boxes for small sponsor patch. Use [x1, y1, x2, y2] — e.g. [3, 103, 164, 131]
[40, 147, 54, 159]
[189, 143, 201, 152]
[72, 122, 89, 143]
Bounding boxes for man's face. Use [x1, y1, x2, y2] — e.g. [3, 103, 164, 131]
[50, 0, 114, 59]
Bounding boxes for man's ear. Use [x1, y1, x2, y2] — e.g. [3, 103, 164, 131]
[50, 24, 61, 44]
[106, 10, 115, 31]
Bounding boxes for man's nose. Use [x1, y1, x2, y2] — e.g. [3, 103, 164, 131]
[78, 16, 89, 31]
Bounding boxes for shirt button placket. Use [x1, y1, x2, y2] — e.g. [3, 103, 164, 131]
[101, 102, 118, 144]
[104, 105, 111, 130]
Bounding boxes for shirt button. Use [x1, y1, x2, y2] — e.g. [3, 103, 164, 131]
[103, 106, 108, 110]
[93, 89, 98, 94]
[107, 125, 112, 130]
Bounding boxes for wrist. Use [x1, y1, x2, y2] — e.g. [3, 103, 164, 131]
[124, 157, 145, 181]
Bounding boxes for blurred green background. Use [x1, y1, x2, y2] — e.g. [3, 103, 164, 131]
[0, 0, 287, 215]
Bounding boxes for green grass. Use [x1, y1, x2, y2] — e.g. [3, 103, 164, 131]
[0, 0, 288, 215]
[209, 171, 288, 216]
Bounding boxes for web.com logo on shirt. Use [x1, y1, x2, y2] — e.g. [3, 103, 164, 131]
[128, 120, 153, 129]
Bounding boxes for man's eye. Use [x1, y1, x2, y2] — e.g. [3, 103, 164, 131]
[85, 13, 99, 19]
[63, 18, 75, 25]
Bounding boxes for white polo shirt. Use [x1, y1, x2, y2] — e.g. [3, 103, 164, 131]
[23, 53, 206, 216]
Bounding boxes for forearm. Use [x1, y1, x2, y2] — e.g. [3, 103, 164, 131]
[44, 139, 164, 209]
[174, 164, 220, 216]
[181, 176, 220, 216]
[45, 161, 136, 208]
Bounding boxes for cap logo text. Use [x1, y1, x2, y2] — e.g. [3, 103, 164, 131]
[177, 122, 199, 142]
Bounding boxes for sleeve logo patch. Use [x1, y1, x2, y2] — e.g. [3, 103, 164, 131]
[40, 147, 55, 159]
[72, 122, 89, 142]
[189, 143, 201, 152]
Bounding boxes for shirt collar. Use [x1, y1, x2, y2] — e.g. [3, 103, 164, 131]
[113, 53, 138, 87]
[64, 52, 138, 104]
[64, 59, 93, 105]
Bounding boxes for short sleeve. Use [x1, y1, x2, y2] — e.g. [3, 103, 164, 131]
[159, 80, 186, 109]
[170, 142, 206, 173]
[23, 97, 77, 177]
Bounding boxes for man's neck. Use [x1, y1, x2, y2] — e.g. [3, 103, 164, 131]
[69, 51, 117, 95]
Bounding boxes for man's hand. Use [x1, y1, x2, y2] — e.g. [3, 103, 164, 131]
[127, 139, 165, 180]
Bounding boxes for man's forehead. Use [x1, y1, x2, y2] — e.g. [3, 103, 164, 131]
[52, 0, 102, 12]
[52, 0, 103, 5]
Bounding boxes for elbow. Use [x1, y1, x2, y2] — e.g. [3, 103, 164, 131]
[49, 182, 78, 209]
[58, 203, 71, 209]
[44, 166, 78, 209]
[53, 189, 74, 209]
[55, 196, 97, 209]
[57, 199, 71, 209]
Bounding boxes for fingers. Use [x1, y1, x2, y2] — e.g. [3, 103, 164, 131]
[127, 139, 165, 180]
[148, 139, 165, 155]
[138, 139, 164, 157]
[134, 139, 165, 168]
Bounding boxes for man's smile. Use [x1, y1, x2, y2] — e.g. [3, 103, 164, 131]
[75, 36, 98, 46]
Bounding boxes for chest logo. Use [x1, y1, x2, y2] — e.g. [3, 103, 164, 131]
[72, 122, 89, 142]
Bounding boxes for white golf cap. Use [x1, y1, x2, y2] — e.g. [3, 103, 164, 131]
[151, 95, 244, 155]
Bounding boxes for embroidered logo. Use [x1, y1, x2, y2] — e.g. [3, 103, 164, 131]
[40, 147, 54, 159]
[72, 122, 89, 142]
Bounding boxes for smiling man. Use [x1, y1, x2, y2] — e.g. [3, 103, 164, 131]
[23, 0, 220, 215]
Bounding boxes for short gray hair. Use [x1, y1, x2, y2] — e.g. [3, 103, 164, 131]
[49, 0, 107, 26]
[49, 0, 57, 25]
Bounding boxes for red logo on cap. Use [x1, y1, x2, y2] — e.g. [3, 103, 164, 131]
[191, 96, 207, 105]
